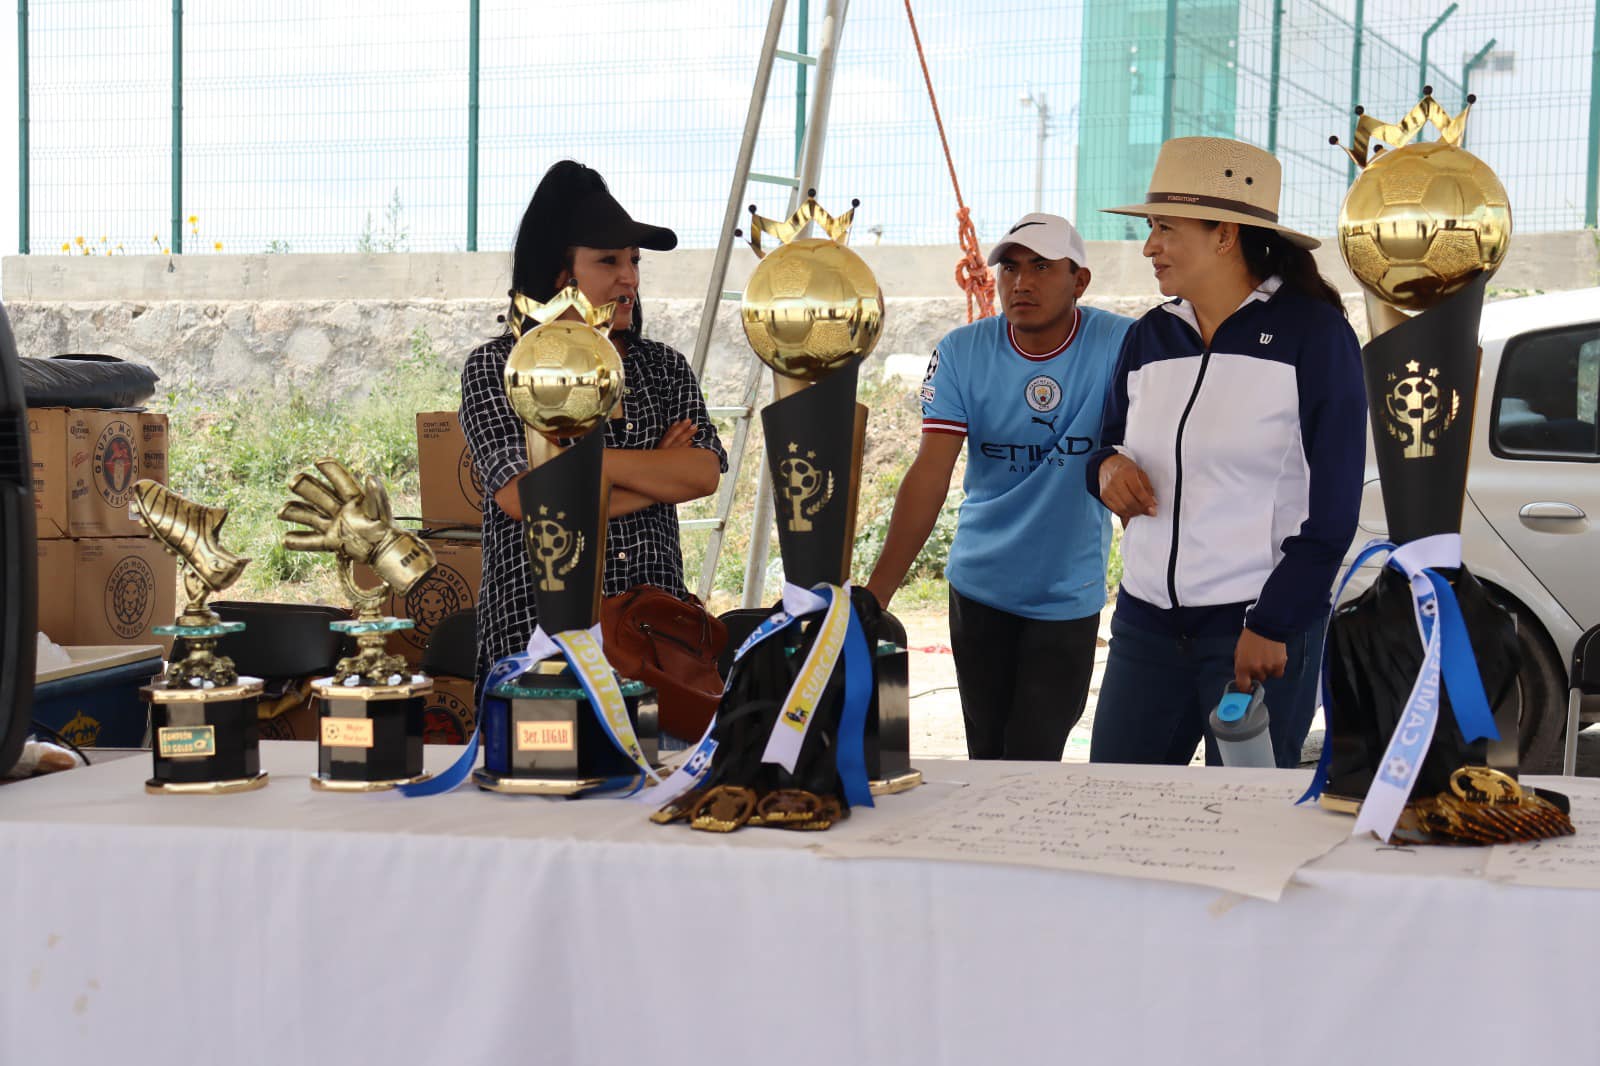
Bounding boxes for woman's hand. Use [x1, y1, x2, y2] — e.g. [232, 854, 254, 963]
[656, 419, 697, 450]
[1234, 629, 1287, 690]
[1097, 453, 1158, 522]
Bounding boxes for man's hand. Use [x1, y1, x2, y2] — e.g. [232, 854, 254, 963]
[1234, 628, 1287, 691]
[1097, 453, 1158, 522]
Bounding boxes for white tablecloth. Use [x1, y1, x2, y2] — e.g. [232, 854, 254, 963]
[3, 743, 1598, 1066]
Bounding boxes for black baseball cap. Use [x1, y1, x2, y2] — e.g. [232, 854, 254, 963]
[566, 185, 677, 252]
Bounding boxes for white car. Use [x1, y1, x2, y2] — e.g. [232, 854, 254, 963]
[1342, 287, 1600, 770]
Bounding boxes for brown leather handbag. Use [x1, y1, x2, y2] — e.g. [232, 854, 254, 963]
[600, 586, 728, 741]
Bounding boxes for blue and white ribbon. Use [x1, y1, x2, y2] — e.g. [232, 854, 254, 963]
[632, 716, 719, 807]
[640, 581, 875, 811]
[1298, 534, 1500, 841]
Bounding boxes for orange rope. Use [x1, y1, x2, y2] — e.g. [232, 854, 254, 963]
[903, 0, 995, 322]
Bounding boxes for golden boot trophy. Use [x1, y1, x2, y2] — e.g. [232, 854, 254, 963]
[132, 480, 267, 795]
[1318, 92, 1570, 843]
[474, 283, 660, 795]
[280, 460, 439, 791]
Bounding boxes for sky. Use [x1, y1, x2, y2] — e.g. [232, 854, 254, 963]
[2, 0, 1595, 291]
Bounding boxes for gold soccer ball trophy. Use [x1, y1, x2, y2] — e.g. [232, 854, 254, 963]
[741, 193, 884, 387]
[1335, 96, 1511, 314]
[1323, 92, 1571, 843]
[477, 283, 661, 795]
[505, 285, 625, 449]
[650, 193, 915, 835]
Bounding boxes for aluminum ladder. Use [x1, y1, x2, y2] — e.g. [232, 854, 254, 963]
[681, 0, 852, 608]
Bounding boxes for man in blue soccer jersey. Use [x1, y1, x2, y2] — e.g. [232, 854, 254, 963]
[864, 213, 1134, 760]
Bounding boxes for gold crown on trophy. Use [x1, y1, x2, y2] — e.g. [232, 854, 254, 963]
[508, 283, 618, 339]
[743, 191, 859, 259]
[1333, 90, 1510, 312]
[1330, 90, 1474, 169]
[740, 191, 884, 382]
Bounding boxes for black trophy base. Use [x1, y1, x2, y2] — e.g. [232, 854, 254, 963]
[1322, 564, 1521, 811]
[311, 677, 432, 791]
[144, 678, 266, 793]
[866, 639, 916, 788]
[480, 660, 659, 790]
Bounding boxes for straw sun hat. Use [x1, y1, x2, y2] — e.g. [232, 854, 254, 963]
[1103, 136, 1319, 250]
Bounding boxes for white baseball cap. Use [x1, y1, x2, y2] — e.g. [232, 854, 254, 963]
[986, 213, 1090, 269]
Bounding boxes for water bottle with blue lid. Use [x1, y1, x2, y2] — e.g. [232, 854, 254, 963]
[1209, 681, 1275, 768]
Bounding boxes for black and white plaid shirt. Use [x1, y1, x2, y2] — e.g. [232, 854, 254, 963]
[460, 331, 728, 700]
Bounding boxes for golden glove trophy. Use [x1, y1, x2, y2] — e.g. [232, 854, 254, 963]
[653, 194, 915, 835]
[280, 460, 438, 791]
[1317, 92, 1571, 843]
[475, 283, 660, 795]
[133, 480, 267, 794]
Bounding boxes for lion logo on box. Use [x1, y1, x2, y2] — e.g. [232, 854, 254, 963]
[403, 562, 472, 649]
[105, 556, 156, 638]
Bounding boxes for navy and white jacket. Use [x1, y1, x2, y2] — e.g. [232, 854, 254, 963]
[1086, 277, 1366, 641]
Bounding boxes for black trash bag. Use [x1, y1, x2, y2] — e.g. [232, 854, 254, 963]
[21, 354, 160, 409]
[1323, 564, 1520, 803]
[699, 587, 886, 811]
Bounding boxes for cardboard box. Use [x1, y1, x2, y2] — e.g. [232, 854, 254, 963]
[32, 644, 163, 749]
[35, 538, 76, 643]
[421, 675, 477, 745]
[354, 537, 482, 667]
[257, 683, 320, 742]
[73, 538, 177, 649]
[417, 411, 484, 527]
[29, 407, 169, 538]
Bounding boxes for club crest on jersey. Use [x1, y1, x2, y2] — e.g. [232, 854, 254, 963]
[1024, 375, 1062, 413]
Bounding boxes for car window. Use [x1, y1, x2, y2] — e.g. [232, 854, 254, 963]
[1492, 323, 1600, 460]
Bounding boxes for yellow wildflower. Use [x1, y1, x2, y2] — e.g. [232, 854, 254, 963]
[74, 236, 84, 247]
[60, 242, 70, 252]
[213, 241, 223, 251]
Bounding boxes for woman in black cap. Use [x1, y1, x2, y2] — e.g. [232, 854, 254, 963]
[460, 161, 727, 707]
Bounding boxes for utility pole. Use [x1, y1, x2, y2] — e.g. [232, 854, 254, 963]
[1020, 86, 1050, 213]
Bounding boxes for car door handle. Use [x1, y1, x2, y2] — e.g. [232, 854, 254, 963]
[1519, 502, 1587, 520]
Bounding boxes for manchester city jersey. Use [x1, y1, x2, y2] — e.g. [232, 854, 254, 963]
[922, 306, 1135, 620]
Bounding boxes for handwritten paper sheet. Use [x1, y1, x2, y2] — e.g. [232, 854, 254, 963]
[1485, 779, 1600, 889]
[820, 768, 1351, 901]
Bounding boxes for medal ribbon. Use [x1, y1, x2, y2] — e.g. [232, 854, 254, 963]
[642, 581, 874, 810]
[760, 584, 852, 772]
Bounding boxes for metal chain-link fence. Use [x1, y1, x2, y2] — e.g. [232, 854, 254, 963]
[17, 0, 1600, 257]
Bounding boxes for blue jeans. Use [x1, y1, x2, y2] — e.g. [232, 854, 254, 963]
[1089, 614, 1328, 768]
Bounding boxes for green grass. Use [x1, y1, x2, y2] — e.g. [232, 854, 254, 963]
[163, 352, 1123, 610]
[163, 328, 459, 602]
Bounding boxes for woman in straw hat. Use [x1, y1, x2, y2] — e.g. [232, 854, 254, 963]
[1085, 137, 1366, 769]
[459, 161, 727, 711]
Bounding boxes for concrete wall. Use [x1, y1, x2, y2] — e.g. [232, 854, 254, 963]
[4, 232, 1595, 400]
